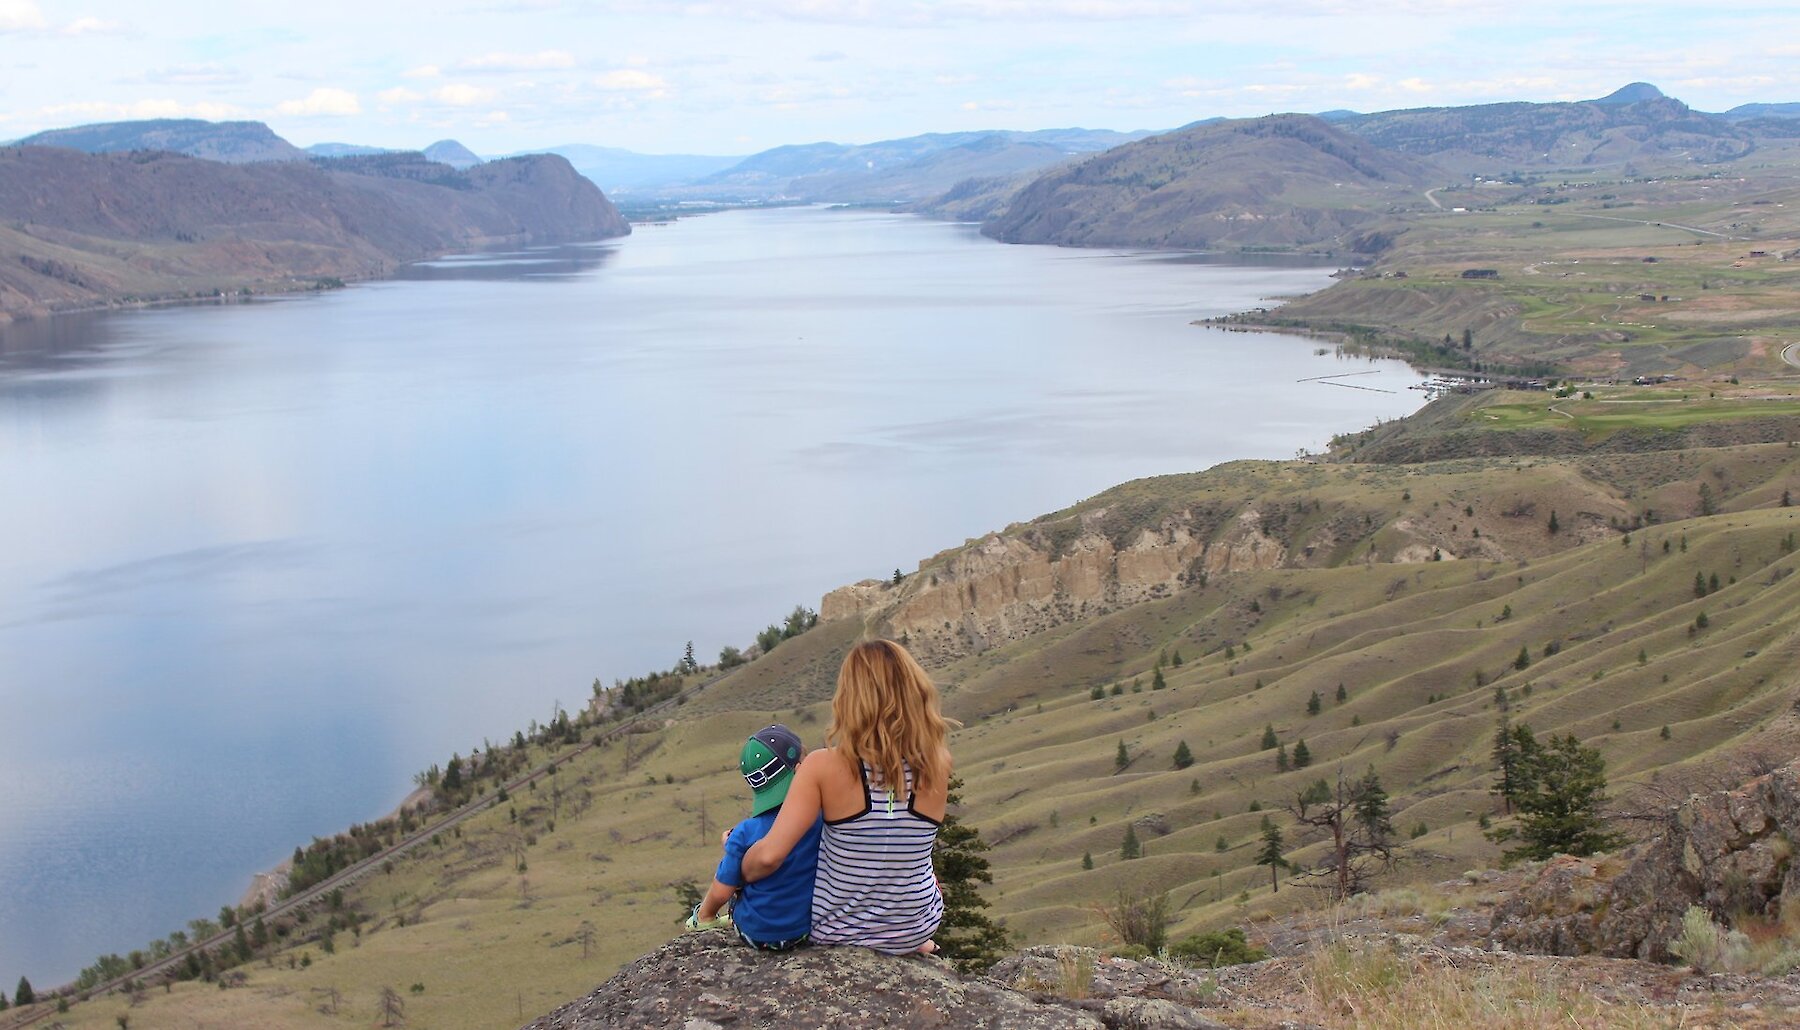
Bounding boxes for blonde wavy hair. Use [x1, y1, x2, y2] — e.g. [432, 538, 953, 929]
[828, 639, 959, 795]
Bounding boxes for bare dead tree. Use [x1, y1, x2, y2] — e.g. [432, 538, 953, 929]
[313, 985, 341, 1015]
[1284, 768, 1402, 900]
[576, 920, 597, 960]
[378, 985, 406, 1027]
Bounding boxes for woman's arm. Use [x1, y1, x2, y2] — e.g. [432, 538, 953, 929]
[741, 751, 827, 882]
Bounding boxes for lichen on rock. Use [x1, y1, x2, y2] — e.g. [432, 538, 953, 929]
[523, 934, 1233, 1029]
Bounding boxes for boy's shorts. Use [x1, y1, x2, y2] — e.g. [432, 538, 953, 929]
[737, 925, 808, 952]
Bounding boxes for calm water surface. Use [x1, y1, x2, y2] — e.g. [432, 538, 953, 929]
[0, 207, 1423, 983]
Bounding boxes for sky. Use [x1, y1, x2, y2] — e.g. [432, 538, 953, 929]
[4, 0, 1800, 156]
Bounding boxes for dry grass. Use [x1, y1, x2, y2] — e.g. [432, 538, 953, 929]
[1290, 941, 1678, 1029]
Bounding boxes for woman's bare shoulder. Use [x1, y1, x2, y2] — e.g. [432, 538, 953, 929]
[802, 747, 852, 780]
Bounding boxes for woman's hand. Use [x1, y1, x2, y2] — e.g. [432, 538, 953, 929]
[741, 751, 826, 881]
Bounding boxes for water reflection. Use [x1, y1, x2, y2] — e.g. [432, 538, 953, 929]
[392, 240, 622, 282]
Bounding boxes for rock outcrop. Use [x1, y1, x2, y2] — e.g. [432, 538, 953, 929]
[522, 932, 1232, 1029]
[822, 496, 1299, 662]
[1493, 760, 1800, 961]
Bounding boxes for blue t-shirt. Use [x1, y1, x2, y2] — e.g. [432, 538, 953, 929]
[716, 807, 823, 943]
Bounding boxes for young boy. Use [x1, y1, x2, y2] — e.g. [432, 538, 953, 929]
[685, 724, 823, 950]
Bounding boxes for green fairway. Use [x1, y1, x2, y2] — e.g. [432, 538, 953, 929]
[1472, 385, 1800, 437]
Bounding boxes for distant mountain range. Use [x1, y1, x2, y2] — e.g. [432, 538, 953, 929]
[678, 128, 1152, 203]
[9, 79, 1800, 299]
[506, 145, 743, 195]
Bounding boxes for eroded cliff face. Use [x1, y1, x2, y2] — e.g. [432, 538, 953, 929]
[822, 501, 1306, 662]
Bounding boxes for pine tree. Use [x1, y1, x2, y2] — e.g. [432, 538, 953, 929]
[1275, 744, 1290, 773]
[892, 568, 903, 585]
[1172, 740, 1194, 769]
[1694, 571, 1708, 598]
[1255, 818, 1287, 893]
[682, 640, 698, 673]
[1121, 822, 1141, 860]
[1, 988, 8, 1011]
[1335, 683, 1347, 703]
[1709, 572, 1720, 593]
[1514, 645, 1531, 671]
[1782, 488, 1792, 508]
[1489, 734, 1624, 862]
[1547, 510, 1560, 534]
[932, 778, 1011, 972]
[1114, 739, 1130, 772]
[14, 978, 32, 1006]
[1260, 724, 1278, 750]
[1172, 650, 1184, 666]
[1292, 739, 1312, 768]
[1306, 691, 1322, 716]
[1081, 851, 1094, 870]
[1152, 667, 1167, 690]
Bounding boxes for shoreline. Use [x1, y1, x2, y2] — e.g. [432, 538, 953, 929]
[236, 784, 434, 911]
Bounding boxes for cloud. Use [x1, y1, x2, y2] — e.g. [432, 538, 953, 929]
[274, 88, 363, 116]
[593, 69, 667, 93]
[459, 49, 577, 72]
[130, 63, 247, 87]
[433, 83, 498, 106]
[61, 15, 121, 35]
[41, 99, 246, 121]
[377, 86, 424, 105]
[403, 64, 442, 79]
[0, 0, 44, 31]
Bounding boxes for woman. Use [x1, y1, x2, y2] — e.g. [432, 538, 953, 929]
[740, 638, 958, 954]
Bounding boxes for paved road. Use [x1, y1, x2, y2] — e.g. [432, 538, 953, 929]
[1567, 212, 1731, 240]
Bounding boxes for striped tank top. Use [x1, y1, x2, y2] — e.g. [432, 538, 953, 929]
[809, 761, 945, 954]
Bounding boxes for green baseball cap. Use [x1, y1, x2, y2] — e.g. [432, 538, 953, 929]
[740, 724, 803, 816]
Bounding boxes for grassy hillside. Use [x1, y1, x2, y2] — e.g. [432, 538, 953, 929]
[1336, 95, 1782, 176]
[982, 114, 1433, 253]
[29, 426, 1800, 1029]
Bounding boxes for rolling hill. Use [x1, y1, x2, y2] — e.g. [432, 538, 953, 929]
[982, 113, 1433, 252]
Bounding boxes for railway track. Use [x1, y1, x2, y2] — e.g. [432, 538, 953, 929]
[1, 674, 721, 1027]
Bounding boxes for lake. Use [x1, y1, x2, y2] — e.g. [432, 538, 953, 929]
[0, 207, 1423, 985]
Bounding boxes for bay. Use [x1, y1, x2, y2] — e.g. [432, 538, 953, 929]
[0, 207, 1422, 985]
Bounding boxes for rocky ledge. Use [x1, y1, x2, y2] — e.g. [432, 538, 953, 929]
[520, 933, 1228, 1030]
[1495, 759, 1800, 960]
